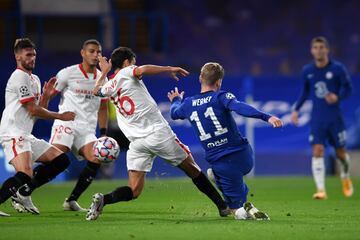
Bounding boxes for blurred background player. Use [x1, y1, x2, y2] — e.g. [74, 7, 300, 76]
[27, 39, 109, 212]
[0, 38, 75, 216]
[167, 62, 283, 220]
[291, 36, 353, 199]
[86, 47, 230, 221]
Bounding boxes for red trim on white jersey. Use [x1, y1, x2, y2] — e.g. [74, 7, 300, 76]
[20, 96, 35, 104]
[175, 138, 191, 155]
[11, 138, 18, 157]
[79, 63, 97, 79]
[132, 66, 142, 79]
[101, 98, 109, 102]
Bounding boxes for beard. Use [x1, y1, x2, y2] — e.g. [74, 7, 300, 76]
[22, 61, 35, 71]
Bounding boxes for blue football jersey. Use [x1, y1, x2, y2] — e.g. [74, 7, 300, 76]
[294, 59, 352, 122]
[170, 90, 271, 163]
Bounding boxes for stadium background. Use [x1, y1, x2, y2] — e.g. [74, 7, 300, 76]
[1, 0, 360, 182]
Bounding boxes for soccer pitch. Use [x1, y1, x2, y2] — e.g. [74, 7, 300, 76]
[0, 177, 359, 240]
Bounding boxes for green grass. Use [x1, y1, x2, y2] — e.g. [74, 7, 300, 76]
[0, 177, 359, 240]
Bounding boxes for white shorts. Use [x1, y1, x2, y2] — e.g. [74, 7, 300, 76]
[127, 126, 190, 172]
[0, 135, 52, 163]
[50, 124, 97, 160]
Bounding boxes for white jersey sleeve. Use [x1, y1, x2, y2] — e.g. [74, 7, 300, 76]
[100, 65, 139, 97]
[16, 73, 37, 103]
[54, 68, 69, 92]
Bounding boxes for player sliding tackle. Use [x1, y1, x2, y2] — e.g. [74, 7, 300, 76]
[168, 62, 283, 220]
[86, 47, 231, 221]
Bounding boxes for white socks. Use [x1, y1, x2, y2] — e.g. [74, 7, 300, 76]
[338, 154, 350, 179]
[312, 157, 325, 191]
[234, 207, 249, 220]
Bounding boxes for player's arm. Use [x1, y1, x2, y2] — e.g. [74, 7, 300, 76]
[221, 93, 282, 128]
[167, 87, 186, 120]
[39, 77, 58, 109]
[291, 72, 310, 125]
[338, 64, 353, 100]
[23, 99, 75, 121]
[98, 99, 109, 136]
[93, 55, 112, 96]
[134, 65, 189, 81]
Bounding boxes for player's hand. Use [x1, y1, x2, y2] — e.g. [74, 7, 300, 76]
[291, 111, 299, 126]
[42, 77, 57, 99]
[325, 93, 338, 104]
[59, 111, 76, 121]
[268, 116, 283, 128]
[98, 54, 112, 75]
[167, 87, 185, 102]
[169, 67, 189, 81]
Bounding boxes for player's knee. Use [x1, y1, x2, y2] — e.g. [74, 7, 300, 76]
[313, 145, 324, 157]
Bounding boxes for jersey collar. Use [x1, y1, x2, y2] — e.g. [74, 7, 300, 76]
[79, 63, 97, 79]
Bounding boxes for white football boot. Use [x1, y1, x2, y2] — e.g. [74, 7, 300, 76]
[63, 198, 88, 212]
[243, 202, 270, 220]
[11, 191, 40, 214]
[86, 193, 104, 221]
[0, 210, 10, 217]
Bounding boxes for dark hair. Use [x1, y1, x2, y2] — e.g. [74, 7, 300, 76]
[82, 39, 101, 49]
[14, 38, 35, 53]
[200, 62, 225, 86]
[111, 47, 136, 70]
[311, 36, 330, 49]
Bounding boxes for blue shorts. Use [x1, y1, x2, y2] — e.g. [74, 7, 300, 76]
[210, 144, 253, 209]
[310, 120, 346, 148]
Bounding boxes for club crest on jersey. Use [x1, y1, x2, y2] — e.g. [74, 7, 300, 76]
[19, 85, 30, 97]
[226, 93, 235, 99]
[325, 71, 333, 80]
[307, 74, 313, 79]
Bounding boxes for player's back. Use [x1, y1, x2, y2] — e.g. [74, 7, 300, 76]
[105, 65, 169, 141]
[181, 91, 248, 162]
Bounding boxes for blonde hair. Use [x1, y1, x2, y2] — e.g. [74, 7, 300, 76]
[200, 62, 224, 86]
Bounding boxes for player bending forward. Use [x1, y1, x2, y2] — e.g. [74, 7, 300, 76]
[86, 47, 230, 221]
[168, 62, 283, 220]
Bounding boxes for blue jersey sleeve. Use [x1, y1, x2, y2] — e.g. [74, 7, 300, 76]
[219, 92, 271, 122]
[338, 64, 353, 100]
[170, 96, 186, 120]
[294, 69, 310, 111]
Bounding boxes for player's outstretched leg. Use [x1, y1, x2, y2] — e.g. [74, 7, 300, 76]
[86, 172, 139, 221]
[178, 156, 231, 217]
[64, 161, 100, 212]
[12, 152, 70, 214]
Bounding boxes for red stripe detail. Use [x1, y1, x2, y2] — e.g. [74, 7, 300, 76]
[175, 138, 191, 155]
[132, 66, 142, 79]
[109, 73, 116, 80]
[101, 98, 109, 102]
[16, 67, 32, 75]
[79, 63, 97, 79]
[11, 138, 18, 157]
[79, 63, 89, 79]
[50, 128, 58, 144]
[20, 96, 35, 104]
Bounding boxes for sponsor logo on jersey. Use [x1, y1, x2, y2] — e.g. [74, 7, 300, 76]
[326, 71, 333, 80]
[207, 138, 228, 148]
[307, 73, 314, 79]
[226, 92, 235, 99]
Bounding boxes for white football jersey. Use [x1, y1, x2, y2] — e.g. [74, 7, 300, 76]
[0, 68, 41, 137]
[53, 64, 108, 131]
[100, 65, 169, 141]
